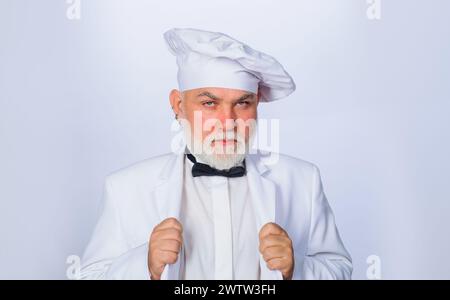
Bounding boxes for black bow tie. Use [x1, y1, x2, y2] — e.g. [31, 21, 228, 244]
[186, 153, 246, 178]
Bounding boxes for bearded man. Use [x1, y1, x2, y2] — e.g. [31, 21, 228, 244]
[80, 28, 352, 280]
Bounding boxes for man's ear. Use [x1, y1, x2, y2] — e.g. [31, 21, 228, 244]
[169, 89, 183, 119]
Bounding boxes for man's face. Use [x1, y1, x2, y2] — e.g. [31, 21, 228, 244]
[170, 87, 259, 169]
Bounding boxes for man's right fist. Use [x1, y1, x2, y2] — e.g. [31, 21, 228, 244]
[148, 217, 183, 280]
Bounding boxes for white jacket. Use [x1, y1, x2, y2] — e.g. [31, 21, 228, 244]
[80, 152, 352, 280]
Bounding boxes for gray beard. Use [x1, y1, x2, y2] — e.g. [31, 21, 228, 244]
[191, 148, 246, 170]
[183, 129, 249, 170]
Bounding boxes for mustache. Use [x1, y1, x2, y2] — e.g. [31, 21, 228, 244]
[206, 130, 245, 143]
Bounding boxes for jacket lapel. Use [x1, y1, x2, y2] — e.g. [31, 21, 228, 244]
[153, 153, 185, 280]
[246, 154, 283, 280]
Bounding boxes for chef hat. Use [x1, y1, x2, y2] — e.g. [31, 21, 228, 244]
[163, 28, 296, 102]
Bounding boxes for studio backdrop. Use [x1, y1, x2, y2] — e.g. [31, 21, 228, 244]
[0, 0, 449, 279]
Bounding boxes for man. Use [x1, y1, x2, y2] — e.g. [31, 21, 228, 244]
[80, 28, 352, 280]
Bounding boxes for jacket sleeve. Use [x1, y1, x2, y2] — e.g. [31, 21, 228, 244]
[79, 177, 151, 280]
[293, 165, 353, 280]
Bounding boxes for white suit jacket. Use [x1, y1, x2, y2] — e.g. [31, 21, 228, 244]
[80, 152, 352, 280]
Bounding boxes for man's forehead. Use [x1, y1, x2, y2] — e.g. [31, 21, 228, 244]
[184, 87, 256, 100]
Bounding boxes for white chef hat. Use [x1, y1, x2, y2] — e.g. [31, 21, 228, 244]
[163, 28, 296, 102]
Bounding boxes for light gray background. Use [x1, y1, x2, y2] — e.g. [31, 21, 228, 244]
[1, 0, 449, 279]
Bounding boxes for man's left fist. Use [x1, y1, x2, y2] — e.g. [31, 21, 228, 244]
[259, 222, 294, 280]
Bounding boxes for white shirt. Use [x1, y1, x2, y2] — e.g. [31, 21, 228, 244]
[179, 155, 261, 280]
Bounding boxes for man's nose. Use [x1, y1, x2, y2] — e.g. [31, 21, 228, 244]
[217, 107, 236, 130]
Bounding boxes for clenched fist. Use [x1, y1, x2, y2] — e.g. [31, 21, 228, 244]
[259, 222, 294, 280]
[148, 217, 183, 280]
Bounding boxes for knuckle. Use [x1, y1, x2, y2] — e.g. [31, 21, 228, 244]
[165, 218, 181, 228]
[167, 239, 181, 251]
[166, 252, 178, 264]
[165, 217, 177, 223]
[155, 228, 182, 242]
[258, 243, 265, 253]
[262, 250, 271, 261]
[150, 231, 159, 241]
[267, 260, 278, 270]
[168, 228, 183, 240]
[150, 250, 161, 263]
[287, 246, 293, 256]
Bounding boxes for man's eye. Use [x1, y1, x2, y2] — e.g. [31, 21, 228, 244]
[203, 101, 215, 107]
[237, 101, 249, 106]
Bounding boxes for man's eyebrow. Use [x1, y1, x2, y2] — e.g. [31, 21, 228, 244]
[197, 91, 221, 100]
[235, 93, 255, 102]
